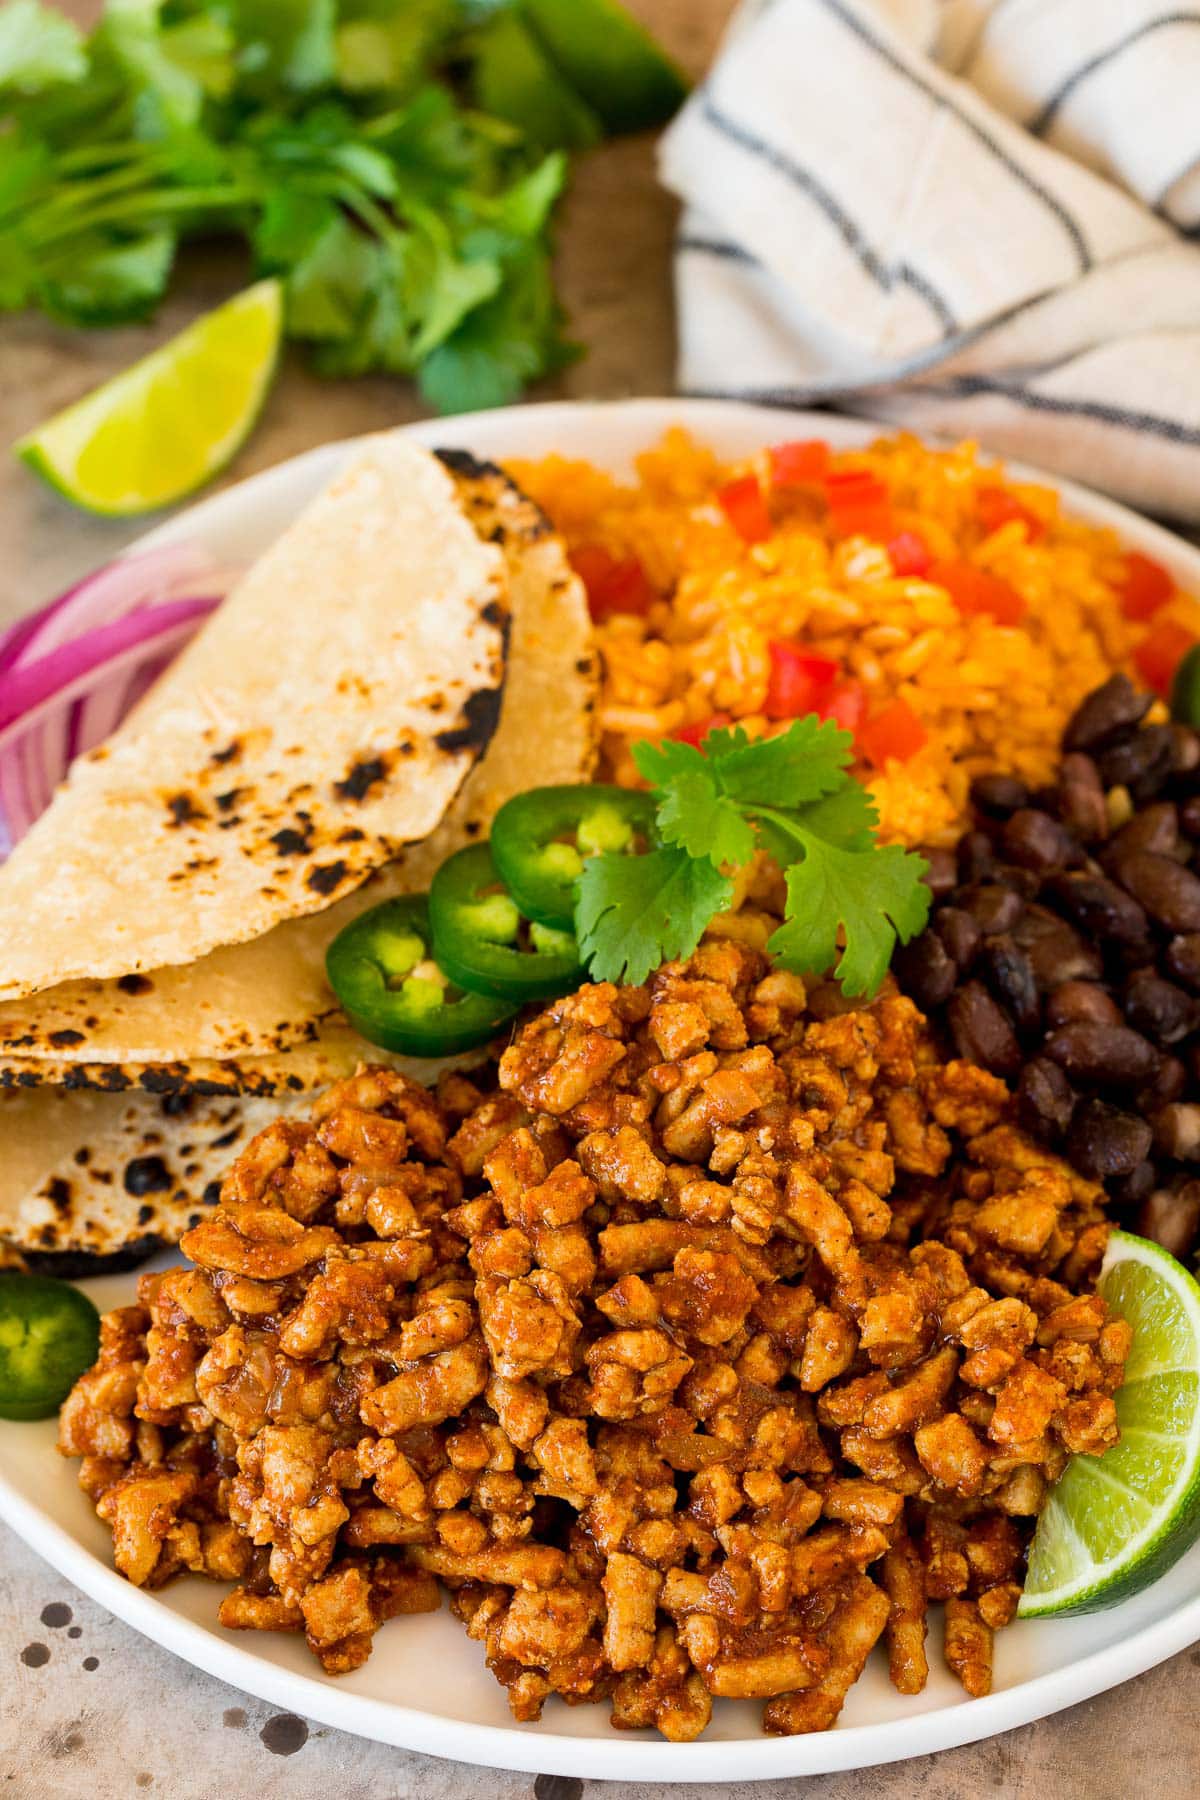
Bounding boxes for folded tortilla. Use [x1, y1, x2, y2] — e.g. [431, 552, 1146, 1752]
[0, 435, 509, 999]
[0, 452, 595, 1079]
[0, 1086, 309, 1274]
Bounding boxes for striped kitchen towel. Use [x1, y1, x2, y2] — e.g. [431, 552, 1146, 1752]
[660, 0, 1200, 520]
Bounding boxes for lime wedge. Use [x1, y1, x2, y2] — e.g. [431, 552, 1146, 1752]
[1019, 1230, 1200, 1616]
[522, 0, 688, 135]
[15, 278, 283, 517]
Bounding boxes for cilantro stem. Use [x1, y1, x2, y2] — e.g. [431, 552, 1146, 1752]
[746, 805, 814, 855]
[27, 184, 263, 247]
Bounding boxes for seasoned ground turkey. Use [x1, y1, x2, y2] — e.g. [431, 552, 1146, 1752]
[59, 945, 1128, 1738]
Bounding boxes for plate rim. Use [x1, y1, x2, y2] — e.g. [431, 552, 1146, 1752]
[6, 394, 1200, 1780]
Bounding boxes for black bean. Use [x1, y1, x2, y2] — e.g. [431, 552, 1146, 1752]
[893, 931, 958, 1010]
[1110, 849, 1200, 933]
[1045, 981, 1124, 1030]
[991, 862, 1044, 900]
[1165, 933, 1200, 992]
[957, 830, 996, 884]
[1152, 1102, 1200, 1160]
[1122, 970, 1200, 1046]
[1099, 726, 1175, 801]
[1138, 1053, 1187, 1111]
[935, 907, 983, 970]
[1179, 796, 1200, 841]
[1066, 1099, 1153, 1179]
[1000, 808, 1079, 875]
[1012, 905, 1104, 987]
[1046, 871, 1151, 951]
[961, 883, 1025, 935]
[1169, 724, 1200, 776]
[1044, 1021, 1160, 1089]
[1056, 753, 1108, 844]
[1137, 1179, 1200, 1259]
[1017, 1057, 1076, 1141]
[1108, 802, 1181, 862]
[971, 773, 1031, 818]
[947, 981, 1023, 1078]
[979, 935, 1040, 1034]
[1109, 1160, 1157, 1207]
[1063, 674, 1151, 752]
[923, 847, 959, 897]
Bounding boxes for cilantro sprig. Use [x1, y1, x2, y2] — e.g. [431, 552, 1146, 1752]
[575, 719, 931, 996]
[0, 0, 685, 411]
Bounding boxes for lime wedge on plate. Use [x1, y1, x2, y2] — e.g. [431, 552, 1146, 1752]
[15, 278, 283, 517]
[1020, 1230, 1200, 1616]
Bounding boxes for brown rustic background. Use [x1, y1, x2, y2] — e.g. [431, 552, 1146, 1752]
[1, 2, 1199, 1792]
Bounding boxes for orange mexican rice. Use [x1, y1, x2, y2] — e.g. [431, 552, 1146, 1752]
[510, 431, 1200, 849]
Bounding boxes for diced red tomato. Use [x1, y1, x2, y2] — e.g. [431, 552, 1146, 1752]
[976, 485, 1044, 541]
[859, 698, 928, 768]
[673, 711, 732, 747]
[823, 468, 888, 508]
[886, 530, 932, 577]
[769, 439, 830, 487]
[829, 502, 896, 540]
[930, 560, 1027, 625]
[1120, 551, 1174, 622]
[570, 543, 655, 622]
[821, 680, 865, 734]
[764, 643, 839, 720]
[717, 475, 772, 544]
[1135, 617, 1195, 697]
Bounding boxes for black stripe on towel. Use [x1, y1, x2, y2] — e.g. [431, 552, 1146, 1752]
[813, 0, 1093, 273]
[699, 97, 960, 336]
[676, 235, 760, 267]
[914, 374, 1200, 447]
[1031, 13, 1200, 136]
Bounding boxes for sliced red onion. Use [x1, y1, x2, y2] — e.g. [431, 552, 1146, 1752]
[0, 598, 218, 739]
[0, 544, 237, 858]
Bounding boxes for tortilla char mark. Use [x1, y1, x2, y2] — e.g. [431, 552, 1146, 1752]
[433, 680, 507, 757]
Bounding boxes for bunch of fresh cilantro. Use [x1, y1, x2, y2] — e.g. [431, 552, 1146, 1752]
[577, 718, 932, 997]
[0, 0, 685, 411]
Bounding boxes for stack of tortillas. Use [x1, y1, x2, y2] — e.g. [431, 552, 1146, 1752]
[0, 438, 595, 1271]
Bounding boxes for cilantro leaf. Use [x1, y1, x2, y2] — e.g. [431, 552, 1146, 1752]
[768, 837, 931, 997]
[576, 846, 734, 987]
[231, 0, 336, 95]
[655, 766, 757, 869]
[38, 224, 175, 325]
[706, 716, 852, 808]
[631, 734, 707, 789]
[417, 240, 577, 412]
[0, 0, 85, 95]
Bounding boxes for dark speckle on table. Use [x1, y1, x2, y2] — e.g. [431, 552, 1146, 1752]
[534, 1778, 584, 1800]
[260, 1713, 309, 1756]
[82, 1657, 98, 1672]
[20, 1643, 49, 1668]
[223, 1707, 247, 1729]
[67, 1627, 82, 1640]
[135, 1775, 153, 1789]
[40, 1604, 72, 1630]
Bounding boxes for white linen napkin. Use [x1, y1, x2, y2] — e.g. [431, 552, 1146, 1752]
[659, 0, 1200, 521]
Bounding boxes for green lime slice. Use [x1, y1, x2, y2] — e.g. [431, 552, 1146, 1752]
[521, 0, 688, 135]
[1019, 1230, 1200, 1617]
[15, 278, 283, 517]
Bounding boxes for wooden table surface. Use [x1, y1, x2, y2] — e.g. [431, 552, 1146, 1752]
[2, 2, 1199, 1793]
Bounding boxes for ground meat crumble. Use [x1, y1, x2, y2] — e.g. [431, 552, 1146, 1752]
[58, 943, 1128, 1739]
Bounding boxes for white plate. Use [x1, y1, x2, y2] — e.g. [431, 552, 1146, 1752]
[5, 398, 1200, 1781]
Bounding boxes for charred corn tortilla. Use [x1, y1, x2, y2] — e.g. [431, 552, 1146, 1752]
[0, 453, 595, 1080]
[0, 1018, 484, 1097]
[0, 1086, 308, 1275]
[0, 435, 509, 1000]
